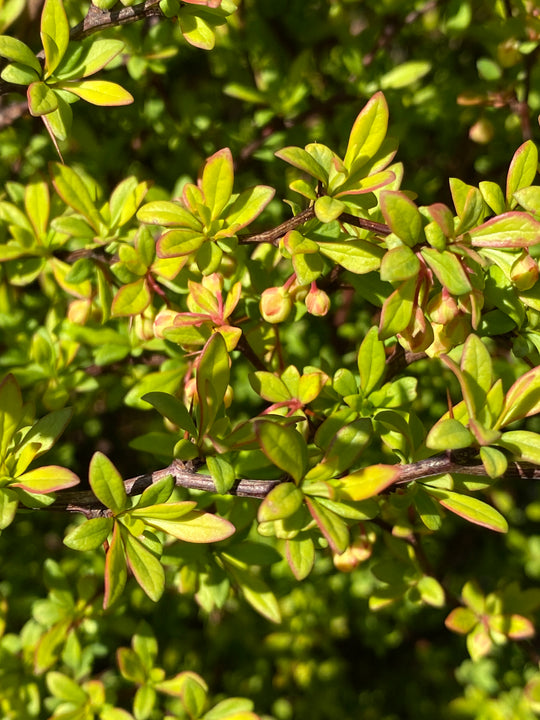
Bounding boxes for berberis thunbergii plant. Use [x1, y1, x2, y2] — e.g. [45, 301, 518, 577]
[1, 0, 540, 718]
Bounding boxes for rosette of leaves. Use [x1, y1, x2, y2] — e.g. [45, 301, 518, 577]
[64, 452, 235, 608]
[0, 0, 133, 152]
[137, 147, 275, 276]
[0, 375, 79, 529]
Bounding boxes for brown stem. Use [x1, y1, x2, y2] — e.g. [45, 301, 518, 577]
[70, 0, 163, 42]
[240, 206, 391, 247]
[50, 451, 540, 517]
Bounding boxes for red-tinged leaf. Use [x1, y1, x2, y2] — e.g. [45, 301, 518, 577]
[157, 228, 205, 257]
[258, 483, 304, 522]
[56, 38, 125, 81]
[380, 245, 420, 283]
[196, 333, 230, 439]
[64, 516, 113, 551]
[344, 91, 388, 172]
[305, 496, 349, 553]
[104, 523, 127, 609]
[285, 536, 315, 580]
[225, 185, 275, 231]
[255, 420, 308, 484]
[89, 451, 128, 514]
[297, 372, 328, 404]
[506, 140, 538, 202]
[421, 248, 472, 295]
[117, 647, 146, 684]
[111, 278, 151, 317]
[497, 430, 540, 464]
[0, 36, 41, 74]
[27, 81, 58, 116]
[50, 162, 103, 232]
[426, 417, 474, 451]
[0, 374, 23, 465]
[314, 195, 345, 223]
[60, 80, 134, 106]
[335, 464, 400, 501]
[379, 277, 416, 340]
[467, 625, 493, 661]
[13, 465, 79, 493]
[380, 190, 422, 247]
[445, 607, 477, 634]
[274, 146, 328, 183]
[41, 0, 69, 77]
[143, 508, 235, 543]
[123, 531, 164, 602]
[201, 148, 234, 221]
[496, 365, 540, 428]
[425, 487, 508, 533]
[137, 200, 202, 230]
[468, 212, 540, 248]
[489, 613, 535, 639]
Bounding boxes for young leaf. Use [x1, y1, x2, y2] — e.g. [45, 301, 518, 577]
[59, 79, 134, 106]
[206, 455, 236, 494]
[344, 91, 388, 172]
[55, 38, 125, 81]
[64, 517, 113, 551]
[258, 482, 303, 522]
[379, 277, 416, 339]
[89, 452, 128, 514]
[274, 146, 328, 183]
[225, 185, 275, 231]
[50, 162, 103, 232]
[0, 35, 41, 74]
[141, 507, 235, 543]
[27, 81, 58, 116]
[123, 531, 165, 602]
[41, 0, 69, 78]
[285, 536, 315, 580]
[201, 148, 234, 221]
[142, 391, 198, 438]
[305, 496, 349, 553]
[380, 191, 422, 247]
[495, 366, 540, 428]
[424, 487, 508, 533]
[421, 248, 472, 295]
[196, 332, 230, 438]
[468, 212, 540, 248]
[358, 326, 385, 395]
[13, 465, 79, 493]
[426, 418, 474, 450]
[335, 464, 400, 501]
[506, 140, 538, 202]
[0, 374, 23, 464]
[104, 523, 127, 609]
[255, 420, 308, 484]
[497, 430, 540, 464]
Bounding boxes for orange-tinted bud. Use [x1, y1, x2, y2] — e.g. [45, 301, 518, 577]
[305, 286, 330, 316]
[260, 287, 293, 323]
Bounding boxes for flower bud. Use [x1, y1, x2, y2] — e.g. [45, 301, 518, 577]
[305, 286, 330, 316]
[260, 287, 292, 323]
[511, 250, 539, 291]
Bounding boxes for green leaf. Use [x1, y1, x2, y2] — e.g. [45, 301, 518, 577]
[445, 607, 477, 634]
[344, 91, 388, 172]
[111, 278, 151, 317]
[380, 244, 420, 283]
[417, 576, 445, 607]
[59, 79, 134, 106]
[137, 200, 202, 230]
[201, 148, 234, 221]
[27, 81, 58, 116]
[358, 326, 385, 395]
[380, 60, 431, 89]
[34, 618, 71, 674]
[255, 420, 307, 484]
[196, 332, 230, 438]
[179, 12, 216, 50]
[479, 181, 506, 215]
[421, 248, 472, 295]
[379, 277, 416, 340]
[274, 146, 328, 183]
[285, 536, 315, 580]
[306, 419, 372, 482]
[142, 391, 198, 437]
[460, 334, 492, 416]
[335, 464, 400, 501]
[50, 162, 103, 232]
[0, 374, 23, 465]
[0, 488, 19, 529]
[318, 239, 383, 274]
[41, 0, 69, 77]
[89, 451, 128, 514]
[497, 430, 540, 464]
[206, 455, 236, 494]
[380, 191, 422, 247]
[496, 366, 540, 428]
[426, 418, 474, 450]
[424, 487, 508, 533]
[222, 556, 281, 623]
[55, 38, 125, 80]
[1, 61, 39, 84]
[104, 523, 127, 608]
[142, 507, 235, 543]
[258, 483, 303, 522]
[0, 35, 41, 73]
[123, 530, 164, 602]
[249, 371, 290, 402]
[46, 671, 88, 704]
[64, 516, 113, 551]
[314, 195, 345, 223]
[506, 140, 538, 202]
[469, 212, 540, 248]
[225, 185, 275, 231]
[479, 446, 507, 478]
[413, 488, 443, 531]
[305, 496, 349, 553]
[14, 465, 79, 493]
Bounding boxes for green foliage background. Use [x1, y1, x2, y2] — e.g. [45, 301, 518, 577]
[1, 1, 540, 719]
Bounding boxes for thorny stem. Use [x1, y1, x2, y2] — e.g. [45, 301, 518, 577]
[51, 451, 540, 517]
